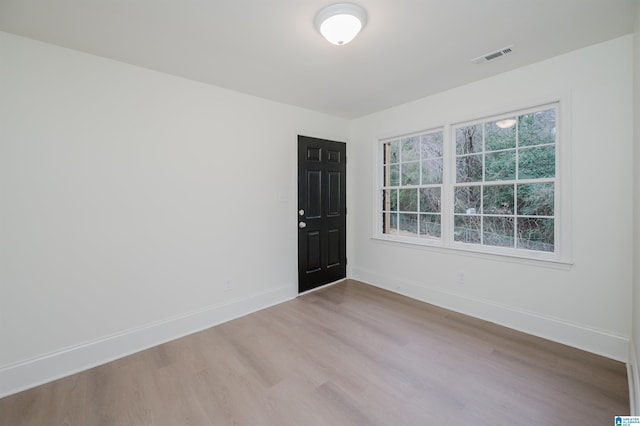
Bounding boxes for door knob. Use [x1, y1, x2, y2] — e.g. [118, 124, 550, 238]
[299, 222, 307, 229]
[299, 209, 305, 216]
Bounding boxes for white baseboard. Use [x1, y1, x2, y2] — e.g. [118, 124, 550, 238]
[0, 284, 296, 399]
[629, 341, 640, 415]
[351, 267, 629, 362]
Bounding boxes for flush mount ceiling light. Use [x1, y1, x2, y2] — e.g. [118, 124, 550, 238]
[496, 118, 517, 129]
[315, 3, 367, 45]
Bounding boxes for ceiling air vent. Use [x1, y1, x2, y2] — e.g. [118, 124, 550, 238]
[471, 45, 514, 64]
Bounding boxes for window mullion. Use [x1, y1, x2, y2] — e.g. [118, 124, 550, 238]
[442, 125, 453, 247]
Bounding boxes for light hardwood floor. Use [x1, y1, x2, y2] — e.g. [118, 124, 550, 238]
[0, 280, 629, 425]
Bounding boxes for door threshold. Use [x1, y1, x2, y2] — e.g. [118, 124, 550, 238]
[298, 278, 347, 296]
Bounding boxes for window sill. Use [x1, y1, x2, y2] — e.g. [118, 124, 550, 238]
[371, 235, 573, 270]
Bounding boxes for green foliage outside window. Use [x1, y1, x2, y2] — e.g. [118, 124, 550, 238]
[381, 104, 557, 256]
[454, 106, 556, 252]
[382, 129, 443, 239]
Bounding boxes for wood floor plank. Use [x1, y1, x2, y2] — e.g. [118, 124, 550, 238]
[0, 280, 629, 425]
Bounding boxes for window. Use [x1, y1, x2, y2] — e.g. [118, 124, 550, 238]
[382, 129, 444, 239]
[378, 103, 561, 260]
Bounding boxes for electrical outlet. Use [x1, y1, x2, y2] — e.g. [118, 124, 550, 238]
[457, 272, 465, 284]
[223, 279, 232, 292]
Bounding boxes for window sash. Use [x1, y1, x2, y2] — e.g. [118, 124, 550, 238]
[380, 129, 444, 240]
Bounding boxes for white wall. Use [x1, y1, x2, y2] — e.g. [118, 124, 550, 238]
[632, 1, 640, 414]
[0, 32, 348, 396]
[348, 35, 634, 362]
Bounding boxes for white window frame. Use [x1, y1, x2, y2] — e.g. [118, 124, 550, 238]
[374, 100, 572, 266]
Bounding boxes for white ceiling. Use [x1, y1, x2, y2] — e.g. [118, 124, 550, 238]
[0, 0, 636, 118]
